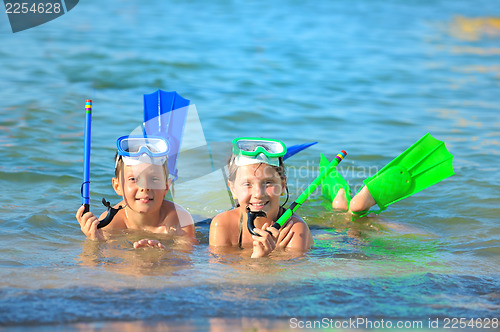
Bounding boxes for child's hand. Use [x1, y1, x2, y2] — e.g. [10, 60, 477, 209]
[251, 223, 279, 258]
[76, 205, 104, 241]
[276, 219, 295, 249]
[133, 239, 166, 249]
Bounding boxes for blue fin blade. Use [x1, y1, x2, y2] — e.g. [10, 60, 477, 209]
[144, 90, 189, 125]
[284, 142, 317, 160]
[143, 90, 190, 181]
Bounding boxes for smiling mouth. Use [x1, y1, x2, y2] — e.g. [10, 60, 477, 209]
[250, 202, 268, 210]
[137, 197, 153, 203]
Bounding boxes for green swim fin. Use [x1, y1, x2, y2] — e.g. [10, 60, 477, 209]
[320, 153, 352, 205]
[363, 133, 454, 212]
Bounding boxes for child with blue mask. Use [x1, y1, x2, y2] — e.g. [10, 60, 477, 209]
[76, 135, 195, 247]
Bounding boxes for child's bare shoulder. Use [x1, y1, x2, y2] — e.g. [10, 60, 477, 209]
[209, 209, 240, 246]
[211, 209, 239, 228]
[289, 214, 309, 231]
[288, 213, 313, 248]
[161, 200, 193, 226]
[161, 199, 189, 214]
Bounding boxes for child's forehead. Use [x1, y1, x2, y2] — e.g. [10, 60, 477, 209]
[123, 163, 165, 174]
[235, 164, 280, 179]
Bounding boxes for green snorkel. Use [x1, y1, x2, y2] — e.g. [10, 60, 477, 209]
[81, 99, 122, 228]
[274, 150, 347, 229]
[247, 150, 347, 236]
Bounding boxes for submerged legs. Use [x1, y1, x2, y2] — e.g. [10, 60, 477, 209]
[332, 186, 376, 214]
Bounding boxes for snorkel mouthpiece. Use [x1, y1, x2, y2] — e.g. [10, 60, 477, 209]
[246, 206, 270, 236]
[96, 198, 123, 229]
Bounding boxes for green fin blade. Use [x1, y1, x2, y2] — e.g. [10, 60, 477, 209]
[364, 133, 454, 210]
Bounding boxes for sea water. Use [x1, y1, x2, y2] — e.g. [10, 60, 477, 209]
[0, 0, 499, 330]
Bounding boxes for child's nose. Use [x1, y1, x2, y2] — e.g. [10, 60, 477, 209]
[136, 177, 153, 190]
[252, 184, 266, 197]
[136, 177, 148, 190]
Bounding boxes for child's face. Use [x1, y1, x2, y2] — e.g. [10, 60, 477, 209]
[229, 163, 286, 217]
[113, 163, 168, 214]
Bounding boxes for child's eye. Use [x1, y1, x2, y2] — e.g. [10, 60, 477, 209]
[128, 177, 136, 182]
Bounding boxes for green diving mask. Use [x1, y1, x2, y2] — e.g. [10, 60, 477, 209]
[232, 137, 287, 167]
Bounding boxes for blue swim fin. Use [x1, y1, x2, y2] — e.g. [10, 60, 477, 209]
[284, 142, 317, 160]
[143, 90, 190, 181]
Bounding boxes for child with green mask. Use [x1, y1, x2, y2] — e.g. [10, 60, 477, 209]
[209, 137, 314, 258]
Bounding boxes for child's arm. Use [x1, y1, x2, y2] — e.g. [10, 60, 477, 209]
[75, 205, 105, 241]
[170, 202, 196, 238]
[177, 212, 198, 244]
[152, 202, 197, 240]
[181, 224, 196, 237]
[178, 211, 196, 238]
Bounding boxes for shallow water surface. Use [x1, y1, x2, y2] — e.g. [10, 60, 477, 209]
[0, 0, 499, 329]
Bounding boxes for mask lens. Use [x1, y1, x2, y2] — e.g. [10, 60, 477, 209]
[235, 138, 285, 157]
[117, 136, 169, 157]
